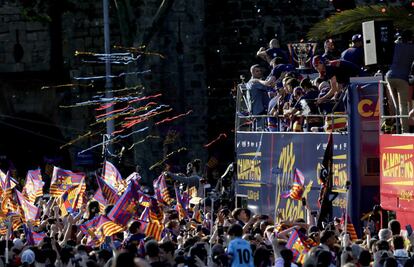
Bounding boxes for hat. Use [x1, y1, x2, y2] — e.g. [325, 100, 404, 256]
[13, 238, 24, 251]
[21, 249, 36, 264]
[352, 34, 362, 42]
[378, 228, 392, 241]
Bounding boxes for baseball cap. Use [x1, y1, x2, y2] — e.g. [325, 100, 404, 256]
[352, 34, 362, 42]
[21, 249, 36, 264]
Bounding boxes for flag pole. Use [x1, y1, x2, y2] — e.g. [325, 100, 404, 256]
[343, 181, 351, 245]
[5, 216, 11, 265]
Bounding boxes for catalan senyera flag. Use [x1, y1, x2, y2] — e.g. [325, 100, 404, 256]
[108, 181, 142, 226]
[149, 196, 164, 222]
[341, 213, 358, 241]
[97, 215, 124, 237]
[174, 186, 188, 220]
[153, 173, 173, 205]
[281, 168, 305, 201]
[103, 161, 126, 192]
[14, 189, 40, 224]
[23, 169, 44, 204]
[81, 215, 124, 247]
[50, 166, 84, 197]
[141, 221, 164, 241]
[96, 176, 120, 205]
[0, 170, 17, 198]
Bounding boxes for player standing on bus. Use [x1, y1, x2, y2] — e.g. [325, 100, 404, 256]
[227, 224, 254, 267]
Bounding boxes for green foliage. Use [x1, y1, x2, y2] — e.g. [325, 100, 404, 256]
[307, 5, 414, 41]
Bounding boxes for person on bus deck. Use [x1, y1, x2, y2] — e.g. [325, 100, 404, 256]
[291, 80, 323, 131]
[251, 57, 296, 89]
[268, 83, 291, 132]
[284, 87, 305, 132]
[246, 64, 271, 130]
[256, 38, 289, 64]
[322, 38, 340, 61]
[385, 30, 414, 133]
[341, 34, 365, 69]
[312, 56, 360, 107]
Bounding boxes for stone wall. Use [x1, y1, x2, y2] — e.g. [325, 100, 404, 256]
[0, 0, 208, 179]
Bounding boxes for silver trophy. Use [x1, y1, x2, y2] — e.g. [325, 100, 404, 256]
[288, 42, 317, 69]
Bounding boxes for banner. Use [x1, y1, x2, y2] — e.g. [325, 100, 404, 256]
[236, 132, 348, 220]
[380, 134, 414, 226]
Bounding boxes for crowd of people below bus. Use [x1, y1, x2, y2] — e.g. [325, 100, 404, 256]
[244, 31, 414, 133]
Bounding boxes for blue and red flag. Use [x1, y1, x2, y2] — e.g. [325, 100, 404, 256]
[108, 181, 142, 226]
[281, 168, 305, 201]
[93, 188, 107, 212]
[96, 176, 120, 205]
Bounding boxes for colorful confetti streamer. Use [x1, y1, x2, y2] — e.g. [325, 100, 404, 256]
[127, 135, 160, 150]
[203, 133, 228, 148]
[154, 110, 193, 125]
[149, 147, 187, 170]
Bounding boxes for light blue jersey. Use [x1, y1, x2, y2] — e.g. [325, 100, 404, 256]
[227, 237, 254, 267]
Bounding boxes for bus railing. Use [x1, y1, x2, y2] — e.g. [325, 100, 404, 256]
[236, 113, 349, 132]
[379, 80, 413, 134]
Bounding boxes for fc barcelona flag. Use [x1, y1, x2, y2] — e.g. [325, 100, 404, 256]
[50, 167, 84, 197]
[286, 229, 308, 264]
[102, 161, 126, 192]
[23, 169, 44, 204]
[281, 168, 305, 201]
[96, 176, 120, 205]
[108, 181, 142, 226]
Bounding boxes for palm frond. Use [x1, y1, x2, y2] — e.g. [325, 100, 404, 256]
[307, 5, 414, 41]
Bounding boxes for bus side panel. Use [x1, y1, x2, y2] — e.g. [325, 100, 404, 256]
[236, 132, 349, 220]
[380, 134, 414, 226]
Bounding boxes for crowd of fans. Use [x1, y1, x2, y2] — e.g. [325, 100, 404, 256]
[244, 32, 414, 133]
[1, 158, 414, 267]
